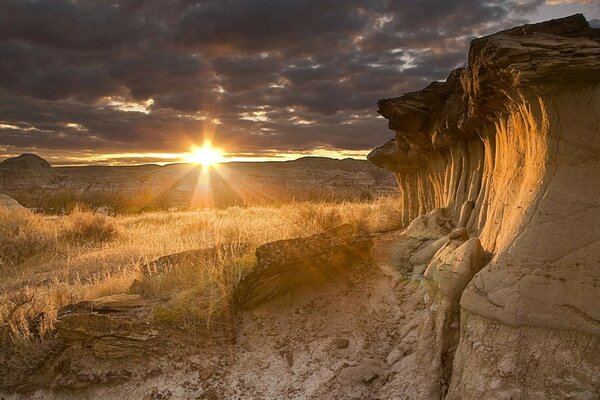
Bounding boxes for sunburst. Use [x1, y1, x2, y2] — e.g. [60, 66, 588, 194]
[185, 142, 224, 167]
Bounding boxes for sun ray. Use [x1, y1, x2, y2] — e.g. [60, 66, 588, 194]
[184, 141, 224, 168]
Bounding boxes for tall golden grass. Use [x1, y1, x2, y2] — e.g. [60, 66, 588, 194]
[0, 196, 403, 384]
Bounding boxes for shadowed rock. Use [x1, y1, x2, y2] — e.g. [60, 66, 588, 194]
[235, 224, 373, 309]
[58, 294, 147, 315]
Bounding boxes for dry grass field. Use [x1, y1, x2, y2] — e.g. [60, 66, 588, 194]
[0, 196, 403, 377]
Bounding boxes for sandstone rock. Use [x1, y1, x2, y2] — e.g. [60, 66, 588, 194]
[369, 14, 600, 399]
[386, 345, 411, 365]
[91, 294, 146, 311]
[58, 294, 147, 315]
[235, 224, 372, 308]
[198, 366, 215, 381]
[403, 208, 452, 240]
[56, 294, 157, 359]
[144, 387, 172, 400]
[456, 200, 475, 228]
[408, 236, 447, 266]
[423, 237, 485, 299]
[413, 233, 487, 399]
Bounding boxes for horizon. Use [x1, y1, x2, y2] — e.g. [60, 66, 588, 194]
[0, 151, 371, 168]
[0, 1, 598, 165]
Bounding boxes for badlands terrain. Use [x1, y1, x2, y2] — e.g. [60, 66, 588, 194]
[0, 154, 396, 212]
[1, 14, 600, 400]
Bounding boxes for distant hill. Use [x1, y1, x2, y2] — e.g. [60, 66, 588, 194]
[0, 154, 397, 212]
[0, 193, 24, 210]
[0, 154, 58, 189]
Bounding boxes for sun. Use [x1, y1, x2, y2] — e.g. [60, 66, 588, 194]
[185, 142, 224, 167]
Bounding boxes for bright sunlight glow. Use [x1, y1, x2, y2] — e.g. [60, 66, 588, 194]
[185, 142, 224, 166]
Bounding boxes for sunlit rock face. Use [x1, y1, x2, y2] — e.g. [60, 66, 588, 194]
[370, 14, 600, 398]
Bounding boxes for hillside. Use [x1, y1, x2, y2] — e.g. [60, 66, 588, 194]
[0, 155, 397, 210]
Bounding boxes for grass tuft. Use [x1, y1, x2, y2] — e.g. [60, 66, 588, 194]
[61, 206, 120, 244]
[0, 209, 56, 268]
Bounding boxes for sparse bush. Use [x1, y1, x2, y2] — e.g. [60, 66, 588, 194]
[47, 189, 80, 214]
[292, 202, 343, 234]
[61, 207, 120, 244]
[1, 328, 62, 388]
[153, 285, 231, 333]
[0, 287, 65, 389]
[372, 195, 404, 231]
[343, 205, 372, 233]
[146, 252, 256, 331]
[0, 209, 56, 267]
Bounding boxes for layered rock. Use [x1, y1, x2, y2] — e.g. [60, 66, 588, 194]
[369, 14, 600, 398]
[235, 224, 372, 308]
[56, 294, 158, 359]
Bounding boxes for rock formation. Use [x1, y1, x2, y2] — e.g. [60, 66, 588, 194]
[0, 193, 24, 210]
[55, 294, 158, 359]
[138, 243, 252, 278]
[369, 14, 600, 398]
[0, 154, 58, 190]
[235, 224, 372, 308]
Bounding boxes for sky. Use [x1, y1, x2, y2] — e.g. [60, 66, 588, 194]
[0, 0, 598, 165]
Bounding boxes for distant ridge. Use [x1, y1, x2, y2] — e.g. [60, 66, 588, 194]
[0, 153, 55, 172]
[0, 153, 396, 211]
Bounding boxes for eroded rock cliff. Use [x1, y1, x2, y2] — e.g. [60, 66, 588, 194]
[369, 14, 600, 399]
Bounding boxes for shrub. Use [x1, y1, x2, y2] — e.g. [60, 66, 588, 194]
[292, 202, 343, 235]
[143, 252, 256, 332]
[47, 189, 79, 214]
[0, 209, 55, 267]
[0, 287, 65, 389]
[372, 195, 404, 231]
[61, 207, 120, 244]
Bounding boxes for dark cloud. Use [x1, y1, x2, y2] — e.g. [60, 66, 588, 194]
[175, 0, 369, 55]
[0, 0, 591, 163]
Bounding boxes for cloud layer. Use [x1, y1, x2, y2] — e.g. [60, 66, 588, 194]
[0, 0, 597, 164]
